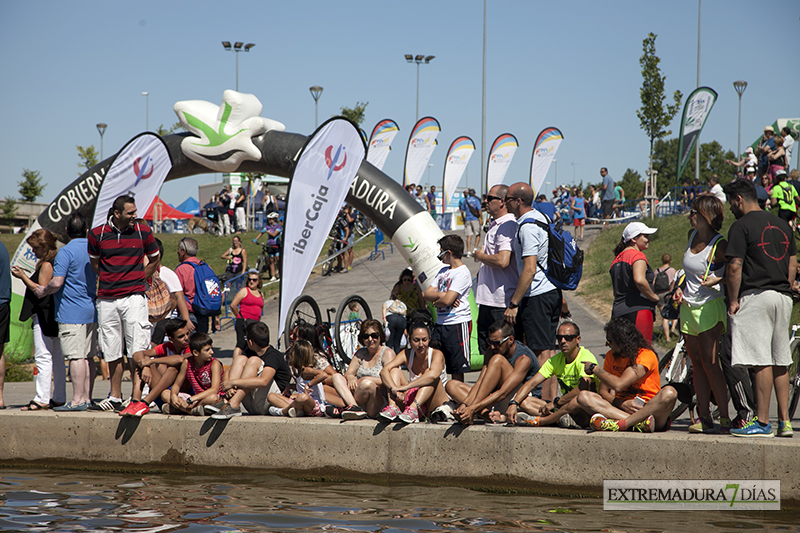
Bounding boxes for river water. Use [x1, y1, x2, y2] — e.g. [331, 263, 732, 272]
[0, 468, 796, 532]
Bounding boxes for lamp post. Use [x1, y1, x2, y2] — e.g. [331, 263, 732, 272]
[733, 80, 748, 158]
[404, 54, 435, 121]
[141, 92, 149, 131]
[221, 41, 255, 92]
[309, 86, 324, 128]
[427, 163, 434, 186]
[96, 123, 107, 161]
[553, 159, 558, 188]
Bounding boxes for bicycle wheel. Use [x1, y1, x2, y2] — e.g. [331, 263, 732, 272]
[334, 294, 372, 366]
[282, 295, 322, 349]
[255, 253, 267, 275]
[788, 344, 800, 420]
[321, 244, 336, 276]
[659, 346, 692, 419]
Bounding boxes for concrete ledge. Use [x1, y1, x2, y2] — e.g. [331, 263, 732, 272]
[1, 411, 799, 504]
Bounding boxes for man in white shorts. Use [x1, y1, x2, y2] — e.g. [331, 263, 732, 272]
[724, 180, 796, 438]
[87, 195, 160, 411]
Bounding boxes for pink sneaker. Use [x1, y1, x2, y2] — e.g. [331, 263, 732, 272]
[379, 405, 401, 422]
[399, 405, 419, 424]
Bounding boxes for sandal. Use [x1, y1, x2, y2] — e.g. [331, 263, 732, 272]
[20, 400, 49, 411]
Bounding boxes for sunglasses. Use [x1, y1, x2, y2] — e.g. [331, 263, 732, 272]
[556, 334, 578, 341]
[486, 195, 503, 202]
[248, 278, 260, 283]
[487, 334, 511, 347]
[402, 278, 413, 283]
[688, 210, 698, 217]
[361, 332, 381, 340]
[437, 249, 450, 259]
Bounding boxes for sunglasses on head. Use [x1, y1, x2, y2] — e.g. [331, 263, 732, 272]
[556, 334, 578, 341]
[487, 334, 511, 347]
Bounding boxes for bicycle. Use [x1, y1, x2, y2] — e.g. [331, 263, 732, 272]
[353, 210, 374, 237]
[334, 294, 371, 367]
[320, 230, 348, 277]
[253, 241, 280, 279]
[787, 324, 800, 420]
[658, 333, 720, 421]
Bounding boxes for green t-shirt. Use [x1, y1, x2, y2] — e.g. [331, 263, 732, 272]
[537, 346, 599, 394]
[771, 182, 798, 212]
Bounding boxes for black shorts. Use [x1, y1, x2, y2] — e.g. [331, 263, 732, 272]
[778, 209, 796, 223]
[0, 302, 9, 345]
[235, 318, 261, 350]
[432, 321, 472, 375]
[519, 289, 561, 351]
[602, 200, 615, 217]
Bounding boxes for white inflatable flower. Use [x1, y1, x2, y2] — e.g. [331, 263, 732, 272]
[174, 90, 285, 172]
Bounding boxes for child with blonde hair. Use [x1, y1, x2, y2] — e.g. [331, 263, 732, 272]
[267, 339, 327, 417]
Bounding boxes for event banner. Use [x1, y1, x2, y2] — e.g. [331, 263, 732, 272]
[442, 136, 476, 212]
[486, 133, 518, 191]
[279, 117, 366, 339]
[677, 86, 718, 183]
[91, 133, 173, 229]
[403, 116, 441, 187]
[365, 119, 400, 171]
[529, 127, 564, 196]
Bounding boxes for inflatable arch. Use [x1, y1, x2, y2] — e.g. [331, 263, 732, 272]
[6, 91, 446, 359]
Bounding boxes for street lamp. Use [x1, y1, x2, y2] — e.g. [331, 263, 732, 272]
[141, 92, 149, 131]
[404, 54, 435, 121]
[221, 41, 255, 92]
[427, 163, 434, 186]
[96, 123, 107, 161]
[733, 80, 748, 158]
[309, 85, 324, 128]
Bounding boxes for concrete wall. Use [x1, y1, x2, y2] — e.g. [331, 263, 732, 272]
[1, 412, 798, 504]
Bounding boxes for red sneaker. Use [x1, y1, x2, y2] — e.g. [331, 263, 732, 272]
[121, 400, 150, 417]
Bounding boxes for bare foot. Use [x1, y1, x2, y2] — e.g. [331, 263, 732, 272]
[488, 410, 507, 424]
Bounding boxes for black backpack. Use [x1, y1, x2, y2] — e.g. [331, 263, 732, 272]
[653, 268, 670, 293]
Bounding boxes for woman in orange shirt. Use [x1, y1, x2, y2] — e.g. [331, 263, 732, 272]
[576, 318, 677, 432]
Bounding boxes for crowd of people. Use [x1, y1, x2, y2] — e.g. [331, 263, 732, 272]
[0, 174, 796, 439]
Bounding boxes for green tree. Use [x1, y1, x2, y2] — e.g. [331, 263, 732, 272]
[652, 138, 736, 194]
[339, 102, 369, 125]
[1, 197, 18, 225]
[156, 122, 184, 136]
[618, 168, 645, 200]
[18, 169, 46, 202]
[637, 32, 683, 206]
[77, 145, 100, 175]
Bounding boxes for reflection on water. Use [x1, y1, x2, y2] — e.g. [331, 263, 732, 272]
[0, 469, 797, 532]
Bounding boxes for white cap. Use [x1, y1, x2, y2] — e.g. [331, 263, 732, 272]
[622, 221, 657, 242]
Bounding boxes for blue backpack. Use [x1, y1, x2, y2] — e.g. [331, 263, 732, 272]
[181, 261, 222, 316]
[518, 217, 583, 290]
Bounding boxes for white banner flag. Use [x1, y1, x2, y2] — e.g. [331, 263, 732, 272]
[279, 118, 366, 339]
[443, 137, 475, 209]
[403, 116, 440, 187]
[486, 133, 518, 190]
[91, 133, 173, 228]
[529, 127, 563, 196]
[366, 119, 399, 171]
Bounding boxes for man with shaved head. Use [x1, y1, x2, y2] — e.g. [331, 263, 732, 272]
[503, 182, 561, 400]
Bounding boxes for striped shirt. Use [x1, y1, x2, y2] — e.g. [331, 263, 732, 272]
[87, 220, 158, 300]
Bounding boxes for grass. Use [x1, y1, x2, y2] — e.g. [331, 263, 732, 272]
[578, 211, 800, 349]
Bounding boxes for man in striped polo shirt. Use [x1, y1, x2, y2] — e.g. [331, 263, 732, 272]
[87, 195, 160, 411]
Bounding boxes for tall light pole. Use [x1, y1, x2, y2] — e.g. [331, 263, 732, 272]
[733, 80, 748, 159]
[141, 92, 149, 131]
[309, 86, 324, 128]
[553, 159, 558, 188]
[427, 163, 434, 186]
[695, 0, 702, 182]
[221, 41, 255, 92]
[480, 0, 487, 197]
[404, 54, 435, 121]
[96, 123, 107, 161]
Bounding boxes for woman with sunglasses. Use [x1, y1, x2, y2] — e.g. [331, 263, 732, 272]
[672, 194, 730, 434]
[343, 319, 397, 418]
[229, 269, 264, 361]
[610, 222, 660, 343]
[379, 322, 451, 424]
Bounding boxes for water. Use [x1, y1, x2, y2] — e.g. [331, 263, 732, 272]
[0, 469, 797, 532]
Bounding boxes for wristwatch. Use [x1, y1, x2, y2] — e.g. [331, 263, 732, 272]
[553, 396, 561, 408]
[587, 363, 597, 375]
[508, 301, 519, 309]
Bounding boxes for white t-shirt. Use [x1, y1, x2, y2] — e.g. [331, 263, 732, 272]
[514, 209, 556, 297]
[784, 135, 794, 168]
[709, 183, 726, 203]
[433, 264, 472, 325]
[159, 266, 182, 293]
[475, 213, 518, 307]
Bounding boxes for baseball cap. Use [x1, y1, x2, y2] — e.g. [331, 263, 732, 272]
[745, 147, 754, 154]
[622, 222, 657, 242]
[776, 169, 787, 178]
[764, 125, 774, 133]
[746, 166, 756, 173]
[267, 211, 279, 219]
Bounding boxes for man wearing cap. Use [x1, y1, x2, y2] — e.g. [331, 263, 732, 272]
[756, 126, 776, 180]
[723, 179, 796, 438]
[610, 222, 660, 343]
[459, 189, 483, 257]
[504, 182, 561, 400]
[770, 169, 799, 229]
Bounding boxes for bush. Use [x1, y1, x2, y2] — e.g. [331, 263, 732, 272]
[5, 363, 33, 382]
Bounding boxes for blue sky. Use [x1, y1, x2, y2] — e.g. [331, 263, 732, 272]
[2, 1, 799, 207]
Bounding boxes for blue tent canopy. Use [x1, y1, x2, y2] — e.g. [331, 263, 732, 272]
[175, 197, 200, 215]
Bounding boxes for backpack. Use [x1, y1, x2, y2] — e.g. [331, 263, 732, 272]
[146, 270, 173, 323]
[653, 267, 671, 294]
[517, 216, 584, 290]
[181, 260, 222, 316]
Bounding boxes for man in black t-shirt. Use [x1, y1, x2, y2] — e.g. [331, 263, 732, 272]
[210, 321, 291, 419]
[723, 180, 796, 438]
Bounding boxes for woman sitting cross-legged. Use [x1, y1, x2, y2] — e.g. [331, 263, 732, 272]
[576, 317, 678, 432]
[378, 321, 452, 424]
[342, 319, 396, 418]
